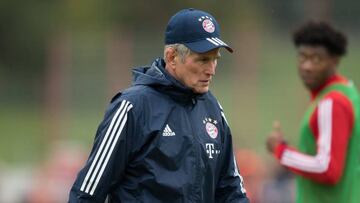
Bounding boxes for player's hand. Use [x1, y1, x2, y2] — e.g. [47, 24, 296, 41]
[266, 121, 285, 153]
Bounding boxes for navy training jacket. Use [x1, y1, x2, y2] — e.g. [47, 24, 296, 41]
[68, 58, 249, 203]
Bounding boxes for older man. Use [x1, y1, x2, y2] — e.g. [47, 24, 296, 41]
[69, 8, 249, 203]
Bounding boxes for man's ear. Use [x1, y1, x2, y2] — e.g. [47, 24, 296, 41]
[334, 56, 340, 65]
[332, 56, 340, 70]
[165, 47, 177, 69]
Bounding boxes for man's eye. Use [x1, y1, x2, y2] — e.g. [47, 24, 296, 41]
[297, 54, 306, 62]
[312, 55, 321, 63]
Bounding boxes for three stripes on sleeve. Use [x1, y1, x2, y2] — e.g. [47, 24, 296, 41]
[80, 100, 133, 195]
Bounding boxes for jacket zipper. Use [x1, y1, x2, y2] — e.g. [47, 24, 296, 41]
[187, 100, 201, 202]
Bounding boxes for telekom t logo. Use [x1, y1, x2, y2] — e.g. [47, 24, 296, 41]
[206, 143, 215, 158]
[206, 143, 220, 159]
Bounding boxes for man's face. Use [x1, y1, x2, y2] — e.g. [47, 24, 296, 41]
[172, 48, 220, 94]
[297, 45, 338, 90]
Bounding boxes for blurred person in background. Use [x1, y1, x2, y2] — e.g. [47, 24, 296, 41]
[261, 162, 295, 203]
[266, 21, 360, 203]
[69, 8, 249, 203]
[26, 141, 86, 203]
[235, 149, 265, 203]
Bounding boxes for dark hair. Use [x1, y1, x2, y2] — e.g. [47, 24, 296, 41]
[292, 21, 347, 56]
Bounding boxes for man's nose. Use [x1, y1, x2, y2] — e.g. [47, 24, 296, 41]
[206, 61, 216, 75]
[300, 60, 313, 71]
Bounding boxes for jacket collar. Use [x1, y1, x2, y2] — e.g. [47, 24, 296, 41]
[310, 74, 348, 100]
[132, 58, 207, 104]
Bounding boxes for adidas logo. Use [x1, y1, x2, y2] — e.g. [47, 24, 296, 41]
[162, 124, 176, 136]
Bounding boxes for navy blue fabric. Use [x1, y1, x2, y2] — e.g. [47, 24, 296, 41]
[68, 58, 248, 203]
[165, 8, 233, 53]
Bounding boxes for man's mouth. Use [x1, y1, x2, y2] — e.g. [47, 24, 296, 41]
[199, 80, 210, 84]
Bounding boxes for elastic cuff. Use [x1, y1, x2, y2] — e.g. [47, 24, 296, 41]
[274, 141, 287, 159]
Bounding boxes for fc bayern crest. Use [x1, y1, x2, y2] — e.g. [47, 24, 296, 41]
[202, 19, 215, 33]
[203, 117, 218, 139]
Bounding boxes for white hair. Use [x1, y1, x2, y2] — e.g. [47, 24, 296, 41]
[164, 43, 194, 63]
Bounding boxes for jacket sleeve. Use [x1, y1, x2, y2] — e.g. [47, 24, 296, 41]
[274, 92, 354, 184]
[215, 106, 249, 203]
[68, 99, 136, 202]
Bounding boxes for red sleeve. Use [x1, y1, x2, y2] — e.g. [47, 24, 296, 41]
[274, 91, 354, 184]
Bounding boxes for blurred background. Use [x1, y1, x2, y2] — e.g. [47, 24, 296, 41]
[1, 0, 360, 202]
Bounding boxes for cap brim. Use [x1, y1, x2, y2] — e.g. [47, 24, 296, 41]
[184, 37, 233, 53]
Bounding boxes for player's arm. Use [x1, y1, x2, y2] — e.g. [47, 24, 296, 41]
[269, 93, 353, 184]
[215, 105, 249, 203]
[68, 99, 136, 202]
